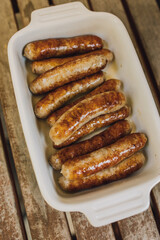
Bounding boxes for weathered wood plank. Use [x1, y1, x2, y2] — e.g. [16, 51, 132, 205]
[53, 0, 90, 9]
[90, 0, 160, 239]
[17, 0, 49, 26]
[0, 120, 25, 240]
[118, 207, 160, 240]
[0, 0, 71, 239]
[91, 0, 160, 112]
[71, 212, 116, 240]
[126, 0, 160, 91]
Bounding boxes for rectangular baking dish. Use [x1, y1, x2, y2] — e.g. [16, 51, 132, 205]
[8, 2, 160, 227]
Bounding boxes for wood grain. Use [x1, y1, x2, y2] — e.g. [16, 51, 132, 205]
[71, 212, 116, 240]
[126, 0, 160, 92]
[0, 0, 71, 239]
[0, 122, 25, 240]
[1, 0, 160, 239]
[17, 0, 48, 26]
[118, 207, 160, 240]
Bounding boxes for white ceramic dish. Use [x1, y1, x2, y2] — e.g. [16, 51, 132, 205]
[8, 2, 160, 227]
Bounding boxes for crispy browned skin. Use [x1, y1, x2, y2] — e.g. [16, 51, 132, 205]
[53, 105, 130, 148]
[24, 35, 103, 61]
[49, 91, 126, 145]
[61, 133, 147, 180]
[30, 49, 113, 94]
[50, 120, 132, 170]
[32, 49, 113, 74]
[47, 79, 121, 126]
[35, 72, 104, 118]
[59, 152, 145, 192]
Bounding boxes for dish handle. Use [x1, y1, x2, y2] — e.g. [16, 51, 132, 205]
[30, 2, 90, 25]
[83, 187, 151, 227]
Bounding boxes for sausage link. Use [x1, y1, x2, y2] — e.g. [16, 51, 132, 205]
[59, 152, 145, 192]
[49, 91, 126, 146]
[50, 120, 132, 170]
[30, 49, 113, 94]
[24, 35, 103, 61]
[61, 133, 147, 180]
[53, 105, 130, 148]
[47, 79, 121, 126]
[31, 49, 113, 74]
[35, 72, 104, 118]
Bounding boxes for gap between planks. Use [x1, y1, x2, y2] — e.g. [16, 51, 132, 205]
[121, 0, 160, 110]
[0, 110, 26, 240]
[0, 104, 32, 240]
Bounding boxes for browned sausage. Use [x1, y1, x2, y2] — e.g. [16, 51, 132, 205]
[49, 91, 126, 146]
[35, 72, 104, 118]
[61, 133, 147, 180]
[59, 152, 145, 192]
[23, 35, 103, 61]
[50, 120, 132, 170]
[32, 49, 113, 74]
[53, 105, 130, 148]
[30, 49, 113, 94]
[47, 78, 121, 126]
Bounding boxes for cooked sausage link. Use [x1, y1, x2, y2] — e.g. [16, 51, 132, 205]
[47, 79, 121, 126]
[30, 49, 113, 94]
[49, 91, 126, 146]
[35, 72, 104, 118]
[24, 35, 103, 61]
[53, 105, 130, 148]
[59, 152, 145, 192]
[50, 120, 132, 170]
[61, 133, 147, 180]
[31, 49, 113, 74]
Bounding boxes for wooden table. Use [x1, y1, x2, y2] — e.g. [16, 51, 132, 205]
[0, 0, 160, 239]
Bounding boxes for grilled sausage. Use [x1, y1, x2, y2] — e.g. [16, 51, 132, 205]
[47, 79, 121, 126]
[30, 49, 113, 94]
[50, 120, 132, 170]
[59, 152, 145, 192]
[23, 35, 103, 61]
[35, 72, 104, 118]
[31, 49, 113, 74]
[53, 105, 130, 148]
[49, 91, 126, 146]
[61, 133, 147, 180]
[32, 56, 86, 74]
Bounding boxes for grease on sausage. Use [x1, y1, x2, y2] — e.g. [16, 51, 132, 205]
[61, 133, 147, 180]
[31, 49, 113, 74]
[35, 72, 104, 118]
[53, 105, 130, 148]
[50, 120, 132, 170]
[24, 35, 103, 61]
[47, 78, 121, 126]
[49, 91, 126, 146]
[30, 49, 113, 94]
[59, 152, 145, 192]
